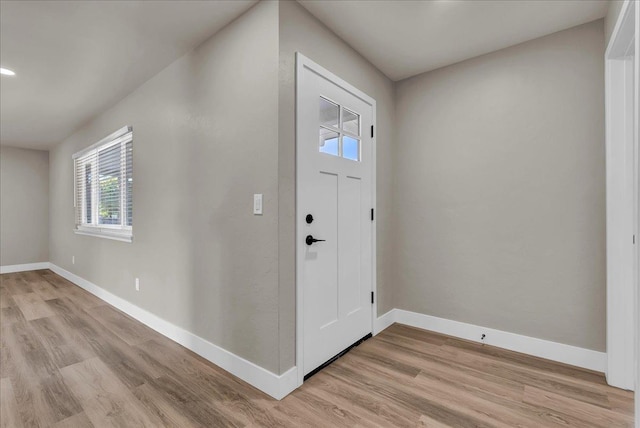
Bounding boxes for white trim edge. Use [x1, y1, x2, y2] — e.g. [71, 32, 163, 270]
[374, 309, 396, 335]
[604, 0, 638, 392]
[48, 263, 298, 400]
[392, 309, 606, 373]
[4, 264, 607, 392]
[0, 262, 51, 274]
[74, 228, 133, 243]
[72, 126, 132, 159]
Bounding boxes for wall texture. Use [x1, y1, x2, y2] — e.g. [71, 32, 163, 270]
[49, 1, 282, 373]
[0, 146, 49, 266]
[393, 20, 606, 351]
[277, 0, 397, 371]
[45, 1, 607, 378]
[47, 0, 395, 377]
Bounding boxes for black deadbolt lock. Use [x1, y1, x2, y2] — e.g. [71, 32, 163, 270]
[305, 214, 314, 224]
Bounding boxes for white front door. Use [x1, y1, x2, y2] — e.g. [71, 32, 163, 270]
[296, 54, 375, 378]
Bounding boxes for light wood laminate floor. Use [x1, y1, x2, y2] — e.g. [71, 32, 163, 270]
[0, 270, 634, 427]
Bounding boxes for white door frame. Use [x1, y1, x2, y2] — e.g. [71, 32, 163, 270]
[295, 52, 377, 388]
[605, 0, 638, 396]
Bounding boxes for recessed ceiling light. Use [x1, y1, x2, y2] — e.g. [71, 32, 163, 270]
[0, 68, 16, 76]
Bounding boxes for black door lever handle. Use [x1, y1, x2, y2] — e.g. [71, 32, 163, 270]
[306, 235, 326, 246]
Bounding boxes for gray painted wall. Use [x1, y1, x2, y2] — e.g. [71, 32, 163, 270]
[46, 0, 396, 377]
[277, 0, 397, 370]
[43, 1, 607, 377]
[393, 21, 606, 351]
[48, 1, 282, 373]
[0, 146, 49, 266]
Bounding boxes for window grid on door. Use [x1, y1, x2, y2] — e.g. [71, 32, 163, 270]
[319, 96, 361, 161]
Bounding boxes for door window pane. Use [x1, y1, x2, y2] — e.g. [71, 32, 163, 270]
[342, 135, 359, 161]
[320, 127, 339, 156]
[342, 108, 360, 136]
[320, 97, 339, 128]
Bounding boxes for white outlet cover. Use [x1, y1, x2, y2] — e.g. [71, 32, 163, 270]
[253, 194, 263, 215]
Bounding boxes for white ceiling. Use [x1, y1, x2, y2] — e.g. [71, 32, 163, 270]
[1, 0, 610, 150]
[0, 0, 257, 149]
[298, 0, 609, 81]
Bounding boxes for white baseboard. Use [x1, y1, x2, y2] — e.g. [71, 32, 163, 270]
[48, 263, 298, 400]
[0, 262, 51, 274]
[13, 263, 608, 393]
[374, 309, 396, 335]
[391, 309, 606, 373]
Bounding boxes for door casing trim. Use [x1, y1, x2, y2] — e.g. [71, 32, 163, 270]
[295, 52, 378, 388]
[604, 0, 638, 393]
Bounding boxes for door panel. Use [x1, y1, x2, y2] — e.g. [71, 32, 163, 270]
[309, 171, 339, 329]
[297, 56, 375, 377]
[340, 176, 362, 317]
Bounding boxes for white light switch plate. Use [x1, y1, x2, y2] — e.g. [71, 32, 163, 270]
[253, 194, 263, 215]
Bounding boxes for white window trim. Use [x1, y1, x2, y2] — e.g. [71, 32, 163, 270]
[73, 126, 133, 243]
[74, 226, 133, 243]
[72, 126, 132, 159]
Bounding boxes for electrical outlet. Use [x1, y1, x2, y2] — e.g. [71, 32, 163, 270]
[135, 278, 140, 291]
[72, 256, 75, 265]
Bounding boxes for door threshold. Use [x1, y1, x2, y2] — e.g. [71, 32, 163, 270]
[303, 333, 372, 381]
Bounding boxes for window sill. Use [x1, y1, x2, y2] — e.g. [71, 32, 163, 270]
[74, 228, 133, 243]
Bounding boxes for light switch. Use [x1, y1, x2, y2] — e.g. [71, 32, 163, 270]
[253, 194, 263, 215]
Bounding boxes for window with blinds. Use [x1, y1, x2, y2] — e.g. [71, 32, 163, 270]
[73, 126, 133, 242]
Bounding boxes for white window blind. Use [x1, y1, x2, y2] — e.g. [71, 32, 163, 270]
[73, 126, 133, 242]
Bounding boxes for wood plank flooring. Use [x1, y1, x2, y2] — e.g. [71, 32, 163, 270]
[0, 270, 634, 427]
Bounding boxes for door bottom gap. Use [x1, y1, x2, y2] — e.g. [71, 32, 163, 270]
[303, 333, 372, 381]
